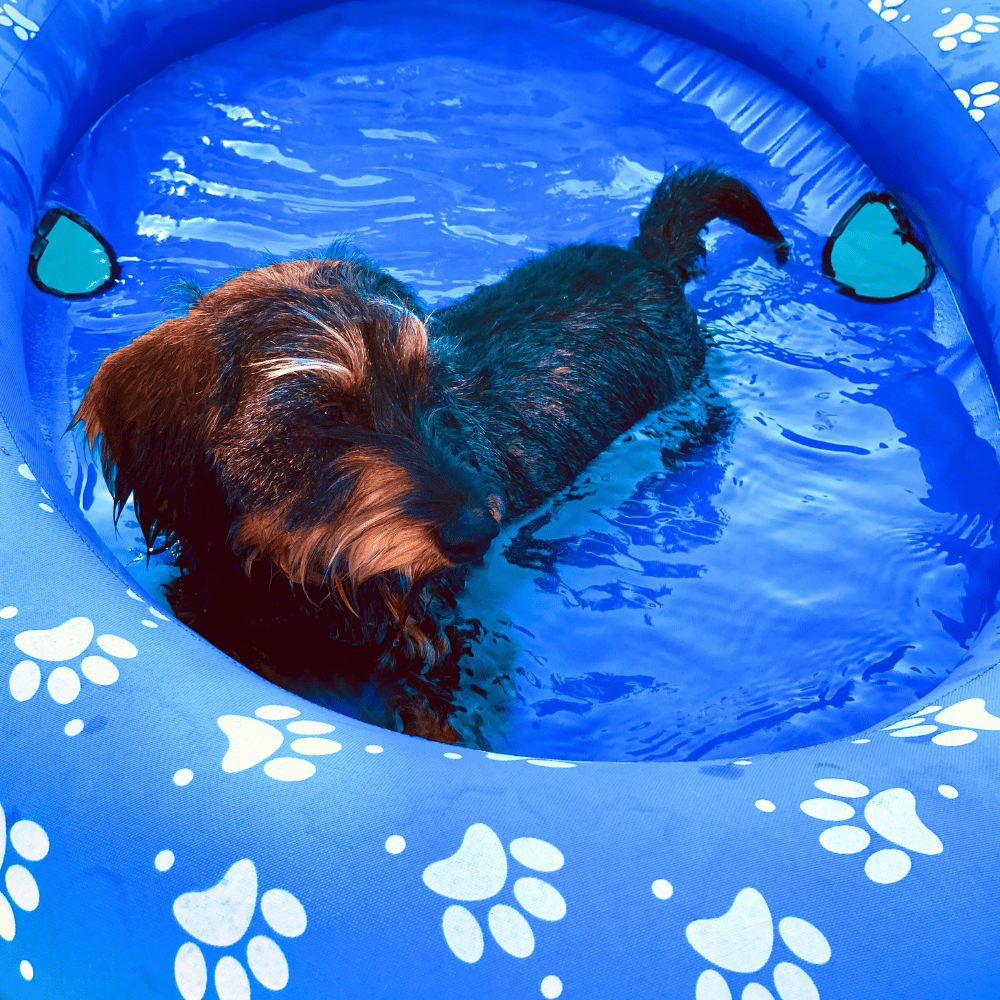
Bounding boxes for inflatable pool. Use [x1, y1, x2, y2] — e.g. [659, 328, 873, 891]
[3, 0, 1000, 997]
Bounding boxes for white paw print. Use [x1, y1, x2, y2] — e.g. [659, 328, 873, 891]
[16, 463, 52, 512]
[933, 9, 1000, 50]
[416, 823, 566, 999]
[954, 81, 999, 122]
[125, 586, 172, 629]
[796, 778, 951, 883]
[485, 753, 576, 769]
[686, 888, 830, 1000]
[171, 858, 306, 1000]
[0, 801, 49, 983]
[7, 614, 139, 734]
[216, 705, 346, 781]
[867, 0, 908, 24]
[877, 697, 1000, 746]
[0, 2, 38, 42]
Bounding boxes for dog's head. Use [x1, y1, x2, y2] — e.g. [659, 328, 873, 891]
[73, 257, 502, 621]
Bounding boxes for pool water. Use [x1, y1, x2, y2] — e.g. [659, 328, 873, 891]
[25, 0, 1000, 761]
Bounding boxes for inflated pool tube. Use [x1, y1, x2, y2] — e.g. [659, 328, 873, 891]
[1, 1, 999, 997]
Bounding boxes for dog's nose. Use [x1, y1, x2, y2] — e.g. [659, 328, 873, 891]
[437, 509, 500, 564]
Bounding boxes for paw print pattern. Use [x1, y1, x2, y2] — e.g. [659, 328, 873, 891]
[0, 2, 38, 42]
[16, 464, 51, 511]
[867, 0, 907, 24]
[172, 858, 306, 1000]
[799, 778, 948, 883]
[7, 615, 138, 734]
[485, 753, 576, 769]
[0, 800, 49, 982]
[686, 887, 830, 1000]
[421, 824, 566, 997]
[125, 587, 172, 629]
[217, 705, 343, 781]
[933, 10, 1000, 51]
[879, 697, 1000, 746]
[954, 81, 999, 122]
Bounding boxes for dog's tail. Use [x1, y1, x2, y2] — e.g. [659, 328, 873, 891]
[629, 164, 788, 281]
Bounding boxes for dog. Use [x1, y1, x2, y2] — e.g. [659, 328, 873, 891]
[73, 165, 787, 742]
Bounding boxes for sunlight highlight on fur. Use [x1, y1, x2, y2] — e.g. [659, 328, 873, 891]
[252, 356, 354, 384]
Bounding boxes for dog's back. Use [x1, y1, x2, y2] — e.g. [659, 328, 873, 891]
[427, 165, 787, 517]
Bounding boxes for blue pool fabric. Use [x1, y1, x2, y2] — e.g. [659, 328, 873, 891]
[1, 2, 1000, 998]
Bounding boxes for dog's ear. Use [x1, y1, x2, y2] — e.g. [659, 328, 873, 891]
[72, 316, 224, 551]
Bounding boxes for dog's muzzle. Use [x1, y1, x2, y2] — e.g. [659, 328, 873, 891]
[436, 507, 501, 564]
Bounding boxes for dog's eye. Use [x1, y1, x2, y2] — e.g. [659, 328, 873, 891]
[309, 404, 348, 430]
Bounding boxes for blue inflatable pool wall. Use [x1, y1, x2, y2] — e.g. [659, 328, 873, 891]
[2, 1, 1000, 997]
